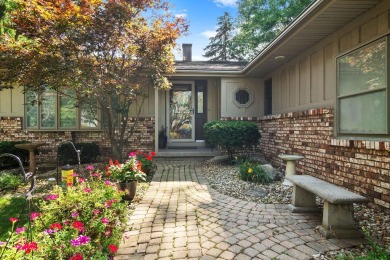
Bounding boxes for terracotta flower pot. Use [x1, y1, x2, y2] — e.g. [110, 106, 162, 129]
[117, 181, 137, 201]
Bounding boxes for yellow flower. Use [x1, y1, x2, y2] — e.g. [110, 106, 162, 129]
[248, 168, 253, 174]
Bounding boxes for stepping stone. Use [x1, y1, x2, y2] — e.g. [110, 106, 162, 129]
[244, 188, 268, 197]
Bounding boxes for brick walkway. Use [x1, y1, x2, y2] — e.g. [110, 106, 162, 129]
[116, 160, 366, 260]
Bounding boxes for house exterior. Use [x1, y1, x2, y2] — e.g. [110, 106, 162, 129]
[0, 0, 390, 212]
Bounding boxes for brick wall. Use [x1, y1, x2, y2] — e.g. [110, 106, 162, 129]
[223, 108, 390, 213]
[0, 116, 155, 163]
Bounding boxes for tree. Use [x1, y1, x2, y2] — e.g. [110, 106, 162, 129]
[0, 0, 188, 162]
[203, 12, 238, 61]
[232, 0, 313, 60]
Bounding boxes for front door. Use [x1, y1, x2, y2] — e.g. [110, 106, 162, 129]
[168, 83, 195, 141]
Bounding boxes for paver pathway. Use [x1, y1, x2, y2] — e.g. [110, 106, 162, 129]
[116, 160, 366, 260]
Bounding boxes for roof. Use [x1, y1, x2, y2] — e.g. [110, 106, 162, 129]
[174, 61, 248, 72]
[173, 0, 383, 78]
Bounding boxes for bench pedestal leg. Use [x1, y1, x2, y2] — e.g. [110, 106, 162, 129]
[318, 201, 363, 239]
[288, 185, 320, 213]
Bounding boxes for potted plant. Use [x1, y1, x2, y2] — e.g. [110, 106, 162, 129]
[106, 153, 146, 201]
[135, 150, 156, 175]
[158, 126, 168, 149]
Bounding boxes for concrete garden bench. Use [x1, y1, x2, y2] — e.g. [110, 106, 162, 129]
[286, 175, 368, 239]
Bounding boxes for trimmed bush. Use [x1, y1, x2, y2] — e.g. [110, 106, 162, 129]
[0, 141, 30, 167]
[58, 142, 100, 165]
[204, 121, 261, 160]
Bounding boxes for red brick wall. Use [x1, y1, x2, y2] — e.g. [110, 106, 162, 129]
[223, 108, 390, 213]
[0, 116, 155, 163]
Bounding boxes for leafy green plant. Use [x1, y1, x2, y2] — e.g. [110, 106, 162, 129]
[0, 197, 28, 240]
[204, 121, 260, 160]
[135, 150, 156, 175]
[0, 166, 127, 259]
[0, 173, 24, 191]
[237, 158, 271, 184]
[106, 153, 147, 182]
[58, 142, 100, 165]
[0, 141, 30, 167]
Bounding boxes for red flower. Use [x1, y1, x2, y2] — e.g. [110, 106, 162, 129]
[109, 159, 113, 165]
[108, 244, 118, 253]
[151, 151, 156, 157]
[72, 221, 84, 232]
[30, 212, 40, 221]
[69, 253, 83, 260]
[50, 222, 62, 231]
[146, 156, 152, 161]
[21, 241, 38, 254]
[114, 160, 119, 166]
[67, 182, 73, 187]
[9, 217, 19, 223]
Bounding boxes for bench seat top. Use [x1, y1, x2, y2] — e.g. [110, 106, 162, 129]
[286, 175, 368, 204]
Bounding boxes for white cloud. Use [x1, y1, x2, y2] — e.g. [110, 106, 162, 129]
[213, 0, 237, 7]
[201, 30, 217, 38]
[175, 13, 187, 18]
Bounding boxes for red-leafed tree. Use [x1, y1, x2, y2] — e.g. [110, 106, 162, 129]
[0, 0, 187, 161]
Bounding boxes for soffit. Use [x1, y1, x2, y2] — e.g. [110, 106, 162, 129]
[243, 0, 383, 78]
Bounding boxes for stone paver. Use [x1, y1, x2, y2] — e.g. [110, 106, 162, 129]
[116, 160, 367, 259]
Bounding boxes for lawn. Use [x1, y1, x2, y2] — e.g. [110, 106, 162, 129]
[0, 196, 29, 240]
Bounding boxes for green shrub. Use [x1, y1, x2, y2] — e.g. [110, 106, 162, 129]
[0, 166, 127, 259]
[58, 142, 100, 165]
[0, 141, 30, 167]
[204, 121, 261, 160]
[237, 158, 271, 184]
[0, 173, 24, 191]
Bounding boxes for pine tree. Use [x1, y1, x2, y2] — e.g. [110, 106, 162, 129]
[203, 12, 237, 61]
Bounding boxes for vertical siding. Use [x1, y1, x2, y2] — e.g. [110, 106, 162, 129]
[0, 86, 24, 116]
[266, 7, 389, 115]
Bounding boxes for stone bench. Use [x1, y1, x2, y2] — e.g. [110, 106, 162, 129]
[286, 175, 368, 239]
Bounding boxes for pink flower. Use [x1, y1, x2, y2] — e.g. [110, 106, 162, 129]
[44, 229, 55, 235]
[9, 217, 19, 223]
[106, 199, 117, 208]
[93, 209, 100, 215]
[71, 212, 79, 218]
[15, 227, 26, 234]
[104, 180, 112, 186]
[129, 152, 136, 157]
[21, 241, 38, 254]
[86, 165, 94, 171]
[30, 212, 40, 221]
[91, 173, 101, 178]
[101, 218, 109, 224]
[83, 187, 91, 193]
[70, 173, 79, 177]
[46, 194, 59, 200]
[105, 229, 111, 237]
[70, 235, 90, 246]
[78, 178, 85, 184]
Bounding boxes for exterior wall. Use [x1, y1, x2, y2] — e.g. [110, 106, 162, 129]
[221, 78, 263, 117]
[266, 1, 390, 114]
[223, 108, 390, 213]
[0, 86, 24, 117]
[0, 116, 155, 163]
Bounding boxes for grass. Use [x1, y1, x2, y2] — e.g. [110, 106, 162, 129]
[0, 196, 29, 240]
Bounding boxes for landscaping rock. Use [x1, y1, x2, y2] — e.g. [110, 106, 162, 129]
[261, 164, 281, 181]
[244, 188, 268, 198]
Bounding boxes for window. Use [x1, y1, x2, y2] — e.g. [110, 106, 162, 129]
[337, 36, 388, 135]
[233, 88, 253, 108]
[25, 88, 101, 130]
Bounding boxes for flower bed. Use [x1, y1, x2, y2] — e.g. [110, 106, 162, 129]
[0, 166, 127, 260]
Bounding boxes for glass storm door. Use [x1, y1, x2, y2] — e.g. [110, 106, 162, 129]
[168, 84, 195, 141]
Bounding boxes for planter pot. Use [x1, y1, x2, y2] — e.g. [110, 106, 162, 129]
[117, 181, 137, 201]
[158, 136, 167, 149]
[143, 164, 157, 176]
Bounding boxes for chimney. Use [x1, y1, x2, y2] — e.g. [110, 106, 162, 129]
[182, 44, 192, 62]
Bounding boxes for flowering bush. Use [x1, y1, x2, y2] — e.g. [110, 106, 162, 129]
[135, 150, 156, 174]
[106, 154, 146, 183]
[237, 158, 271, 184]
[0, 166, 126, 259]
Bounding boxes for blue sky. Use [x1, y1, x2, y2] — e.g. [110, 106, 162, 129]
[169, 0, 238, 61]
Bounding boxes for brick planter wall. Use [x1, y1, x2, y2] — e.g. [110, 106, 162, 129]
[223, 108, 390, 213]
[0, 117, 155, 163]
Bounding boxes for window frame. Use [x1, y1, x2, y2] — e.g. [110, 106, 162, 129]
[232, 87, 254, 108]
[336, 35, 390, 137]
[24, 88, 106, 131]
